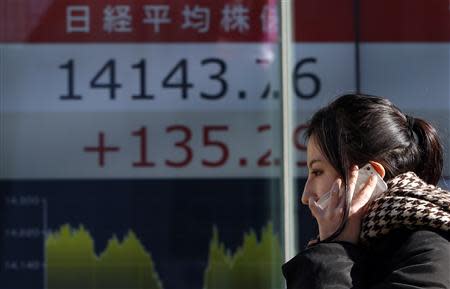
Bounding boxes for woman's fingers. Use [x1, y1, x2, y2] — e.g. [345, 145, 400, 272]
[337, 181, 346, 208]
[328, 179, 342, 209]
[352, 175, 377, 212]
[346, 165, 359, 200]
[309, 179, 347, 241]
[308, 197, 322, 219]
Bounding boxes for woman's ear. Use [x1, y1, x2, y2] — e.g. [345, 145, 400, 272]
[369, 161, 385, 178]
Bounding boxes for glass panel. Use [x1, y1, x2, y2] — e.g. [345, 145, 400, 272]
[357, 0, 450, 187]
[0, 1, 285, 288]
[293, 0, 358, 248]
[292, 0, 449, 250]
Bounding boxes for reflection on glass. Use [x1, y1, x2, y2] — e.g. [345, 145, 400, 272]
[0, 1, 285, 288]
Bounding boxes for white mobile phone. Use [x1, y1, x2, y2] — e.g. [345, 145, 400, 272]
[316, 163, 387, 209]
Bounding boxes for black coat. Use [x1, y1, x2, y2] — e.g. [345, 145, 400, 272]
[282, 229, 450, 289]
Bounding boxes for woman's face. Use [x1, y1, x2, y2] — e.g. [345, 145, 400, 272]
[302, 135, 341, 205]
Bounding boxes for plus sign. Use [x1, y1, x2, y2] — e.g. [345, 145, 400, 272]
[83, 132, 120, 167]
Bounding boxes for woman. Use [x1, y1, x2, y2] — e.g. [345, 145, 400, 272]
[282, 94, 450, 288]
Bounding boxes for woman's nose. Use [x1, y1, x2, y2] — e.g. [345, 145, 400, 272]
[301, 181, 312, 205]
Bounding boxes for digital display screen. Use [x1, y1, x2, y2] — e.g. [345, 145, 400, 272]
[0, 0, 448, 288]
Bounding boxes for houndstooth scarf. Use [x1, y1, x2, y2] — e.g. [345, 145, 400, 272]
[360, 172, 450, 243]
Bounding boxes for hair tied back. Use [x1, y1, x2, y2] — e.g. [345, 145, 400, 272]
[406, 115, 417, 142]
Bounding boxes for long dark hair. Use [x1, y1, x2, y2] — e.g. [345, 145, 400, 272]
[306, 94, 443, 240]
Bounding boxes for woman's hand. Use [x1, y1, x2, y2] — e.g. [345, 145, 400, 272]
[336, 165, 378, 243]
[309, 165, 378, 244]
[308, 178, 345, 241]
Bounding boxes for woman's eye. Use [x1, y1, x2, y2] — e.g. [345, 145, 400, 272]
[310, 170, 322, 176]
